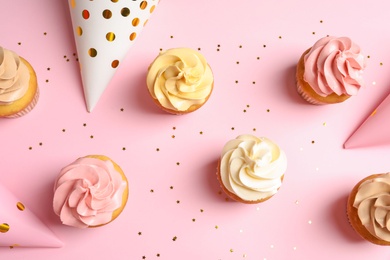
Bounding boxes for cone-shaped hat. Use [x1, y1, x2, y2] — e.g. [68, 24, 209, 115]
[68, 0, 158, 112]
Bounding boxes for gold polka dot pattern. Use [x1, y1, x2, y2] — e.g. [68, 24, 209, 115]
[70, 0, 158, 71]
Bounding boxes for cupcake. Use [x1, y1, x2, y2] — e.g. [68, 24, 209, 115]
[347, 173, 390, 245]
[146, 47, 214, 114]
[217, 135, 287, 204]
[53, 155, 128, 228]
[296, 36, 366, 105]
[0, 46, 39, 118]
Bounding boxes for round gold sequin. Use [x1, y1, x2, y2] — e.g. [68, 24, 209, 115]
[111, 0, 118, 2]
[0, 223, 10, 233]
[121, 7, 130, 17]
[106, 32, 116, 41]
[102, 9, 112, 19]
[132, 18, 140, 26]
[111, 60, 119, 68]
[140, 1, 148, 9]
[88, 48, 97, 57]
[82, 10, 90, 19]
[129, 32, 137, 41]
[76, 26, 83, 36]
[16, 202, 25, 211]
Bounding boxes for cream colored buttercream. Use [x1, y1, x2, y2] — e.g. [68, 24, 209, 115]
[147, 48, 213, 112]
[220, 135, 287, 201]
[353, 173, 390, 242]
[0, 47, 29, 104]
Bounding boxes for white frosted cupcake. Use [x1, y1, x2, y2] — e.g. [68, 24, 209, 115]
[217, 135, 287, 204]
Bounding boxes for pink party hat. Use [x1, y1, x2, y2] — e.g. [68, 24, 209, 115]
[344, 92, 390, 149]
[68, 0, 159, 112]
[0, 183, 63, 248]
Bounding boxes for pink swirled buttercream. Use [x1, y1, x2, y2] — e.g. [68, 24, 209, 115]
[0, 47, 29, 103]
[53, 157, 127, 228]
[353, 173, 390, 242]
[303, 36, 366, 97]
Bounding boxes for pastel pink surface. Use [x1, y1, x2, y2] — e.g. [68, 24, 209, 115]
[1, 0, 390, 259]
[0, 183, 63, 248]
[344, 92, 390, 148]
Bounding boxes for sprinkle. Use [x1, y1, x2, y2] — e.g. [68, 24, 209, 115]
[230, 249, 234, 253]
[372, 81, 376, 85]
[308, 220, 312, 224]
[295, 200, 299, 205]
[172, 236, 177, 241]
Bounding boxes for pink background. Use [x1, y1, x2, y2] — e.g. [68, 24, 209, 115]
[1, 0, 390, 259]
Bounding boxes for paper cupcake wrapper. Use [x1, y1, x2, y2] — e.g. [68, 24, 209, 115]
[5, 87, 40, 119]
[68, 0, 159, 112]
[0, 183, 63, 248]
[296, 80, 325, 105]
[344, 92, 390, 148]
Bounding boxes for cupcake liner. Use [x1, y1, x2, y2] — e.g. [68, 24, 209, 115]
[296, 79, 326, 105]
[5, 87, 40, 119]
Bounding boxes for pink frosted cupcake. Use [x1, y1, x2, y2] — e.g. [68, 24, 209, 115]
[296, 36, 366, 104]
[53, 155, 128, 228]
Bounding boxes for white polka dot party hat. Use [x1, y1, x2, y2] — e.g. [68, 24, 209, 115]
[68, 0, 159, 112]
[0, 183, 63, 248]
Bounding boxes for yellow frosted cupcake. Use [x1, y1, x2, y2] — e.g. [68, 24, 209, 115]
[217, 135, 287, 204]
[296, 36, 366, 105]
[347, 173, 390, 245]
[53, 155, 128, 228]
[0, 46, 39, 118]
[146, 47, 214, 114]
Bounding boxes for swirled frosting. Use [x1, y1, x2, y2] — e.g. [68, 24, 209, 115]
[220, 135, 287, 202]
[0, 47, 29, 104]
[303, 36, 366, 97]
[147, 48, 213, 112]
[353, 173, 390, 242]
[53, 157, 127, 228]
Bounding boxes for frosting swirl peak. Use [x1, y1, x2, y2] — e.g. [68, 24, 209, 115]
[219, 135, 287, 202]
[303, 36, 366, 97]
[53, 157, 127, 228]
[353, 173, 390, 242]
[147, 48, 213, 112]
[0, 47, 29, 103]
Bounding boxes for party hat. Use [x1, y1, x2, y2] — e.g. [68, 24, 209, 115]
[344, 92, 390, 149]
[68, 0, 159, 112]
[0, 183, 63, 248]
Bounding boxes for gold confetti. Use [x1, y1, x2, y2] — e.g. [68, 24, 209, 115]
[16, 202, 25, 211]
[0, 223, 10, 233]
